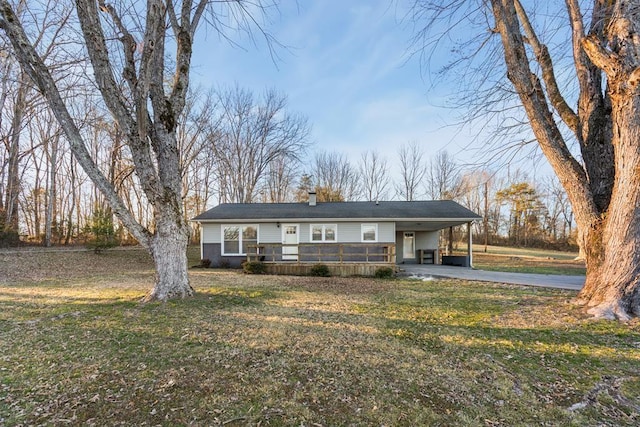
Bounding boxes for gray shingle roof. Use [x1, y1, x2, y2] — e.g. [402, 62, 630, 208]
[192, 200, 481, 222]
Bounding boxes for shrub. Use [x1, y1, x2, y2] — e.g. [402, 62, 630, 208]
[0, 210, 20, 248]
[374, 266, 395, 279]
[309, 263, 330, 277]
[0, 229, 20, 248]
[243, 261, 267, 274]
[192, 259, 211, 269]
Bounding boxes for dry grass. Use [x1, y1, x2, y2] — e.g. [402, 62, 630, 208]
[1, 247, 638, 426]
[472, 252, 586, 275]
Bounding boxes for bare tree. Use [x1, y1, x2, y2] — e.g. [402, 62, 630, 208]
[458, 169, 502, 248]
[358, 150, 390, 201]
[396, 141, 427, 201]
[43, 123, 61, 247]
[262, 153, 301, 202]
[0, 0, 278, 301]
[23, 103, 62, 245]
[426, 150, 462, 200]
[212, 86, 310, 203]
[311, 151, 359, 202]
[410, 0, 640, 319]
[3, 70, 27, 233]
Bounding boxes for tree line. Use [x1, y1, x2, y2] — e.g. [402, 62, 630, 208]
[1, 66, 575, 251]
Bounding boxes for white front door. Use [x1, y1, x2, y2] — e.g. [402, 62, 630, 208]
[403, 232, 415, 260]
[282, 224, 299, 260]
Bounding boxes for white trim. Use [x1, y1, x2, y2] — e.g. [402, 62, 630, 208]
[309, 223, 337, 242]
[221, 224, 259, 256]
[361, 223, 378, 242]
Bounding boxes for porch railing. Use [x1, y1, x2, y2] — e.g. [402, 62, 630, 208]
[246, 243, 396, 264]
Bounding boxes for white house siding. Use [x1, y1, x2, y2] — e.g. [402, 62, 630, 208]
[297, 224, 310, 243]
[202, 223, 221, 244]
[258, 223, 281, 243]
[334, 222, 395, 243]
[416, 231, 439, 249]
[378, 222, 396, 242]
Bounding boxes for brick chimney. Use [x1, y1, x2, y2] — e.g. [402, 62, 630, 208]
[308, 191, 317, 206]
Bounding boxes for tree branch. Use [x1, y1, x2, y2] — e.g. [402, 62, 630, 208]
[582, 34, 620, 77]
[514, 0, 579, 134]
[97, 0, 139, 94]
[191, 0, 208, 37]
[168, 0, 195, 117]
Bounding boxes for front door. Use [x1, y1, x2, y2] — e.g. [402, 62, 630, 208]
[282, 224, 299, 260]
[403, 232, 415, 261]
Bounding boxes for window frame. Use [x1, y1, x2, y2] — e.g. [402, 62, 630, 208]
[221, 224, 259, 255]
[310, 224, 338, 243]
[361, 223, 378, 242]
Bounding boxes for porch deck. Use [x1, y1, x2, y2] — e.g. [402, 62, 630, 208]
[247, 242, 396, 263]
[246, 243, 396, 276]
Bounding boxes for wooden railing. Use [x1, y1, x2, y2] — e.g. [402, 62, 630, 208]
[246, 243, 396, 264]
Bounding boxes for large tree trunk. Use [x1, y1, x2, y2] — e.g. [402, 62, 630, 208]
[574, 1, 640, 319]
[145, 212, 193, 301]
[576, 77, 640, 320]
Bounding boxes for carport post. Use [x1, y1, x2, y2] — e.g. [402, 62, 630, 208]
[467, 222, 473, 268]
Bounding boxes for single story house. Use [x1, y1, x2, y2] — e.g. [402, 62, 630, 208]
[192, 193, 482, 275]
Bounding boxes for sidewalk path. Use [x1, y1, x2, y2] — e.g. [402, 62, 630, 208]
[399, 264, 584, 291]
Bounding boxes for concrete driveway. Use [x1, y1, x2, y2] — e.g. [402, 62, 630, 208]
[399, 264, 584, 291]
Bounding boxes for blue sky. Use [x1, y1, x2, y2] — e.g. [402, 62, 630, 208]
[190, 1, 479, 170]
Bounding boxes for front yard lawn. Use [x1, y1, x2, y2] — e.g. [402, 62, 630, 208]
[0, 248, 637, 425]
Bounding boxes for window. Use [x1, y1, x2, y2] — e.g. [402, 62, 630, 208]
[223, 226, 240, 254]
[310, 224, 337, 242]
[361, 223, 378, 242]
[222, 225, 258, 255]
[242, 226, 258, 254]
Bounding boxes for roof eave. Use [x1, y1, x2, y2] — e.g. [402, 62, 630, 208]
[192, 216, 482, 223]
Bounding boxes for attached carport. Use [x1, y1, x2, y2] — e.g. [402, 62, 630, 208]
[395, 219, 477, 267]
